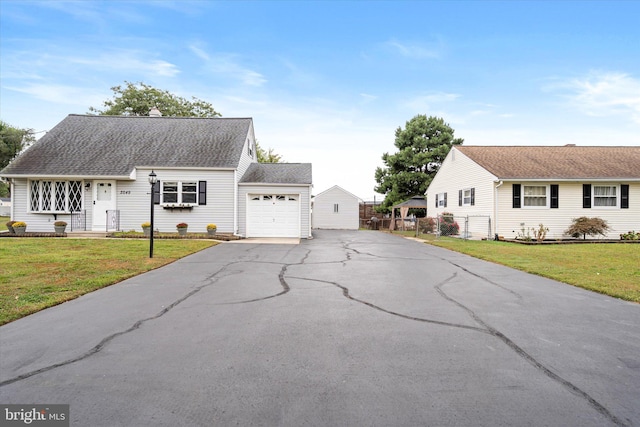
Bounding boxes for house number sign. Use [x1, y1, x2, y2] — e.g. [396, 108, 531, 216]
[119, 190, 131, 195]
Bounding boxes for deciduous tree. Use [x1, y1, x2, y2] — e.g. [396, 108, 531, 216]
[0, 121, 35, 197]
[256, 142, 283, 163]
[374, 115, 463, 213]
[89, 81, 221, 117]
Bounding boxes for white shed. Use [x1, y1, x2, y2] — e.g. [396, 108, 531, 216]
[312, 185, 361, 230]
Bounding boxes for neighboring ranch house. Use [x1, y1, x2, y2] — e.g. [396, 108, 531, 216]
[0, 114, 313, 238]
[426, 146, 640, 240]
[312, 185, 360, 230]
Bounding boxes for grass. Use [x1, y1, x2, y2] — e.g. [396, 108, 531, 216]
[391, 231, 640, 303]
[0, 238, 217, 325]
[0, 216, 9, 231]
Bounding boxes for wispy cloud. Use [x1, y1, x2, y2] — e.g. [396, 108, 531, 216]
[383, 38, 443, 59]
[189, 45, 266, 87]
[403, 91, 461, 111]
[553, 71, 640, 124]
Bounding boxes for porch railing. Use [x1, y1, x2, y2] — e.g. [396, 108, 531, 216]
[70, 210, 87, 231]
[106, 210, 120, 232]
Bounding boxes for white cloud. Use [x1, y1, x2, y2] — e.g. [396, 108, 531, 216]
[189, 45, 266, 87]
[383, 38, 442, 59]
[403, 92, 461, 113]
[555, 71, 640, 124]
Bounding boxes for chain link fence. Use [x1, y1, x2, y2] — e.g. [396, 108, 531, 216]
[407, 214, 492, 240]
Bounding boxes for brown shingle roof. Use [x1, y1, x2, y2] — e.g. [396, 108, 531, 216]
[457, 146, 640, 179]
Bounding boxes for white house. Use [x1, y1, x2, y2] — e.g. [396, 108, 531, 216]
[426, 145, 640, 240]
[312, 185, 361, 230]
[0, 197, 11, 217]
[0, 114, 313, 238]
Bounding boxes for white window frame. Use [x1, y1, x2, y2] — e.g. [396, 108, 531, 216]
[462, 188, 472, 206]
[28, 180, 84, 213]
[592, 184, 619, 209]
[522, 184, 549, 209]
[437, 192, 446, 208]
[161, 181, 198, 206]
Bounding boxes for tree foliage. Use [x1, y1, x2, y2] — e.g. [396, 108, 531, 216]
[374, 115, 463, 213]
[0, 120, 34, 170]
[564, 217, 611, 240]
[256, 141, 283, 163]
[88, 81, 221, 117]
[0, 120, 36, 197]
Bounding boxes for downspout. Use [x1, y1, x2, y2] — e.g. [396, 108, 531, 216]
[494, 180, 503, 239]
[233, 170, 238, 235]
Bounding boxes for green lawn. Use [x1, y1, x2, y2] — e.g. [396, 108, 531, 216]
[0, 238, 217, 325]
[1, 216, 9, 231]
[394, 232, 640, 303]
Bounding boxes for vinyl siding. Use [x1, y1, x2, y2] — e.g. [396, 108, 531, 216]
[236, 121, 257, 180]
[498, 182, 640, 239]
[425, 148, 498, 238]
[238, 184, 312, 238]
[312, 186, 360, 230]
[122, 168, 236, 233]
[8, 178, 92, 232]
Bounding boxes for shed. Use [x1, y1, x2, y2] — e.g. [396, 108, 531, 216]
[312, 185, 361, 230]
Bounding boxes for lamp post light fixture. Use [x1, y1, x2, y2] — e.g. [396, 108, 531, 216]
[148, 170, 157, 258]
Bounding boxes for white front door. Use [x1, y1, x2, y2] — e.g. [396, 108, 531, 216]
[93, 181, 116, 231]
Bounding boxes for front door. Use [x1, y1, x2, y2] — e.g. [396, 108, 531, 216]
[93, 181, 116, 231]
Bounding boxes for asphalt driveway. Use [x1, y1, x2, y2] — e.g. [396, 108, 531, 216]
[1, 230, 639, 426]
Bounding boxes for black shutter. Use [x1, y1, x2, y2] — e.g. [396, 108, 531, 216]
[583, 184, 591, 208]
[435, 194, 438, 208]
[512, 184, 521, 208]
[550, 184, 559, 209]
[444, 192, 447, 208]
[198, 181, 207, 205]
[153, 181, 160, 205]
[458, 190, 462, 206]
[471, 188, 475, 206]
[621, 184, 629, 209]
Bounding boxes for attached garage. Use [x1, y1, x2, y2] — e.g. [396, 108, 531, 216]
[246, 194, 300, 237]
[238, 163, 313, 239]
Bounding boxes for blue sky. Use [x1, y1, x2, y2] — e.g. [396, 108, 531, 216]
[1, 1, 639, 200]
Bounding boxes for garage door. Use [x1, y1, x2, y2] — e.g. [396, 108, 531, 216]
[247, 194, 300, 237]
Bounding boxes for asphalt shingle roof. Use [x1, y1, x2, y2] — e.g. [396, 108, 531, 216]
[240, 163, 312, 185]
[457, 146, 640, 179]
[1, 114, 253, 177]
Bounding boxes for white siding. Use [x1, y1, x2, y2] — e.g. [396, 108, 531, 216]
[8, 178, 92, 232]
[237, 121, 257, 180]
[238, 184, 312, 238]
[312, 186, 360, 230]
[122, 168, 236, 233]
[425, 148, 498, 238]
[497, 182, 640, 240]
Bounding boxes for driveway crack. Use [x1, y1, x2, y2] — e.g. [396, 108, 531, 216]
[0, 263, 238, 388]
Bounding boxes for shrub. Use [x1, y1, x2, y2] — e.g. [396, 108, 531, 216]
[420, 217, 436, 233]
[176, 222, 188, 229]
[438, 213, 459, 236]
[141, 222, 151, 228]
[13, 221, 27, 227]
[54, 221, 67, 226]
[206, 223, 217, 231]
[620, 231, 640, 240]
[564, 217, 610, 240]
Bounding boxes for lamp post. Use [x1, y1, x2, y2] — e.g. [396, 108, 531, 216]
[148, 170, 157, 258]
